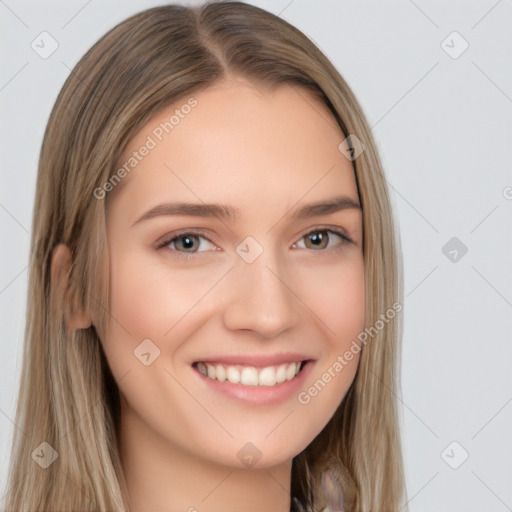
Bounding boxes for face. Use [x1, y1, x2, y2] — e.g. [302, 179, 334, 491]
[99, 77, 364, 469]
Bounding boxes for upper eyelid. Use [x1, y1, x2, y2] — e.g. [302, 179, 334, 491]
[154, 228, 216, 249]
[294, 226, 353, 245]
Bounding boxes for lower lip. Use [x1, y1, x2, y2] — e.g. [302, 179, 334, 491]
[192, 360, 315, 405]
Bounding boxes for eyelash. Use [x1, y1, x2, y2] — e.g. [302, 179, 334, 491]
[155, 226, 354, 261]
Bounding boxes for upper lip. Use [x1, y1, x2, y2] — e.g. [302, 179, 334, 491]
[193, 353, 314, 368]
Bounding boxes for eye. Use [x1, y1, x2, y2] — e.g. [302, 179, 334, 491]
[155, 230, 217, 257]
[155, 226, 353, 260]
[292, 227, 352, 251]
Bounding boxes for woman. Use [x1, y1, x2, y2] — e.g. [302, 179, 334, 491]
[4, 2, 406, 511]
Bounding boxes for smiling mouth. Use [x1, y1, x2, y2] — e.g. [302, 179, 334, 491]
[192, 360, 309, 387]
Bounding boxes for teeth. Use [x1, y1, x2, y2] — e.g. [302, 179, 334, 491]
[259, 366, 276, 386]
[285, 363, 296, 381]
[195, 361, 304, 386]
[215, 364, 226, 382]
[240, 366, 258, 386]
[197, 362, 207, 376]
[226, 365, 240, 384]
[275, 364, 287, 383]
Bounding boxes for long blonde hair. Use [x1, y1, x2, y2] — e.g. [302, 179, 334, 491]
[4, 2, 406, 511]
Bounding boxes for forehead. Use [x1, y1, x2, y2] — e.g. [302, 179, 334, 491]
[108, 78, 358, 221]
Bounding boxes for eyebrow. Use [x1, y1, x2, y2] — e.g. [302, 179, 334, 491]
[131, 195, 361, 226]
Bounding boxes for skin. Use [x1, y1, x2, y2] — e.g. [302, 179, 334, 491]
[54, 76, 364, 512]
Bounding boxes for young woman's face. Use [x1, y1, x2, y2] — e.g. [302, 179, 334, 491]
[101, 77, 364, 469]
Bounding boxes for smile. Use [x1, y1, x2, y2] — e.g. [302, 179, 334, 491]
[193, 360, 307, 387]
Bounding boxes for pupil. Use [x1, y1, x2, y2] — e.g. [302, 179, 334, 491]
[181, 236, 196, 250]
[311, 232, 323, 245]
[308, 231, 327, 249]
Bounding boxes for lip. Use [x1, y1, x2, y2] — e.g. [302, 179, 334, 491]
[192, 359, 315, 405]
[192, 352, 313, 368]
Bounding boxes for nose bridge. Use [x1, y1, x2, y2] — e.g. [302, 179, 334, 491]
[221, 241, 301, 337]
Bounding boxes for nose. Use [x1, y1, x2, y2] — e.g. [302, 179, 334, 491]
[221, 249, 301, 339]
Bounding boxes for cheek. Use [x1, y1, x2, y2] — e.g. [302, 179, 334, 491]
[101, 246, 235, 384]
[108, 251, 214, 339]
[100, 250, 197, 379]
[299, 255, 365, 342]
[324, 257, 365, 381]
[291, 256, 364, 424]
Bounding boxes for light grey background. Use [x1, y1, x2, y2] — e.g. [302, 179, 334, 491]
[1, 1, 511, 510]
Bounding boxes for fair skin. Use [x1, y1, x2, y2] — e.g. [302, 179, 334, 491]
[54, 76, 364, 511]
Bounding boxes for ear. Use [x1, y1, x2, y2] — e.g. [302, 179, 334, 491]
[50, 243, 92, 330]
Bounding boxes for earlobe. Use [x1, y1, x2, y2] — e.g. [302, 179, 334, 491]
[50, 243, 92, 330]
